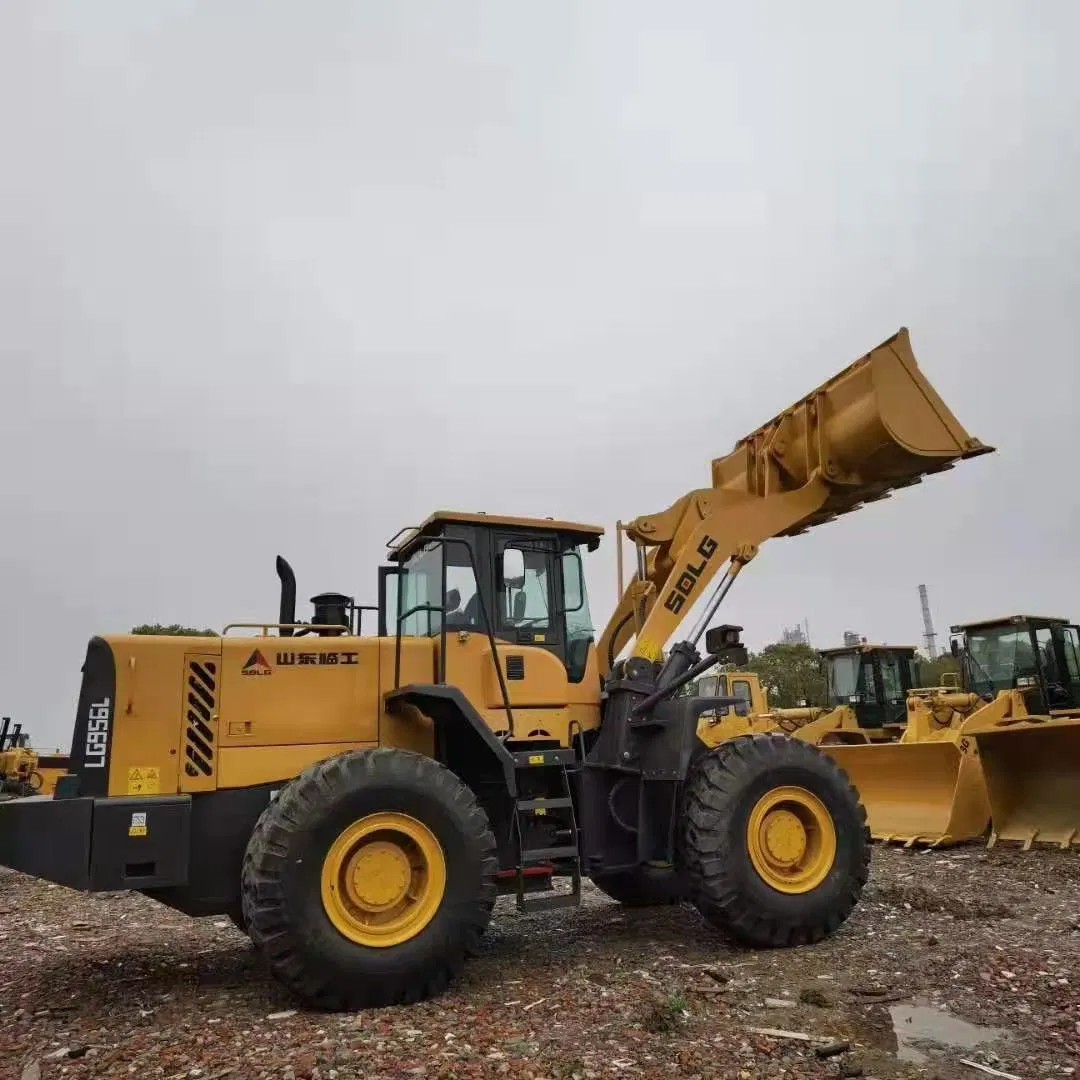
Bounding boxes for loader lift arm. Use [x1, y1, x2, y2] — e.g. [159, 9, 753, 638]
[597, 328, 993, 677]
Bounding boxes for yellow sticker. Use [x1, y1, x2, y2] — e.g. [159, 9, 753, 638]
[533, 633, 545, 643]
[636, 636, 663, 663]
[128, 811, 148, 838]
[127, 766, 161, 796]
[129, 825, 147, 837]
[528, 754, 545, 765]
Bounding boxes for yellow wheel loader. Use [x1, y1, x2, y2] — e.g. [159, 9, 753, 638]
[0, 329, 991, 1010]
[820, 615, 1080, 849]
[0, 718, 69, 800]
[697, 644, 922, 748]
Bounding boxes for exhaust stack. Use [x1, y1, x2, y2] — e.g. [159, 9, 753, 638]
[276, 556, 297, 637]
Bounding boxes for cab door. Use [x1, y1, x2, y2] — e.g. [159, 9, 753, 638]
[493, 532, 566, 663]
[485, 532, 572, 737]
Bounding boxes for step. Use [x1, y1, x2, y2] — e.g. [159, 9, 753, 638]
[516, 797, 574, 812]
[515, 889, 582, 913]
[522, 845, 579, 862]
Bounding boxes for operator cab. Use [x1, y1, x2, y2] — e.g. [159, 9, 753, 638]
[385, 511, 603, 685]
[950, 615, 1080, 712]
[820, 644, 919, 729]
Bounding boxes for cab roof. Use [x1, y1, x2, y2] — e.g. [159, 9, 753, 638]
[387, 510, 604, 562]
[818, 643, 918, 657]
[950, 615, 1071, 633]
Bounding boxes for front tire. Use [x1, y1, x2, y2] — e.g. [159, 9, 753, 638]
[681, 733, 869, 947]
[241, 747, 497, 1010]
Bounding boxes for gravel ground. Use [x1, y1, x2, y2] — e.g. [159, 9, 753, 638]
[1, 846, 1078, 1080]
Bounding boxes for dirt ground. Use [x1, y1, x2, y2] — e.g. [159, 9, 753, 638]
[1, 845, 1078, 1080]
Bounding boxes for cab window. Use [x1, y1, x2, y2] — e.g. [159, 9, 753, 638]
[561, 546, 595, 683]
[399, 543, 442, 637]
[501, 547, 551, 629]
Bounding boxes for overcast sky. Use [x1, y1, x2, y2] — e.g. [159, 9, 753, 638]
[2, 2, 1077, 748]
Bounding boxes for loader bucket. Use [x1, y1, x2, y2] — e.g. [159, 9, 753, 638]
[973, 721, 1080, 848]
[822, 740, 990, 846]
[710, 328, 994, 538]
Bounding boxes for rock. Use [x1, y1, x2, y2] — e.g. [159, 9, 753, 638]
[815, 1041, 852, 1059]
[763, 997, 796, 1008]
[799, 987, 832, 1007]
[20, 1062, 40, 1080]
[267, 1010, 297, 1021]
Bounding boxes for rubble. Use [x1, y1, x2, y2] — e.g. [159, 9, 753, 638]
[1, 845, 1078, 1078]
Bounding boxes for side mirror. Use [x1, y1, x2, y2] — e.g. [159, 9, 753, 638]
[950, 637, 960, 658]
[502, 547, 525, 587]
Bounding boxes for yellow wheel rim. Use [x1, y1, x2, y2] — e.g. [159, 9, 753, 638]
[320, 812, 446, 948]
[746, 786, 837, 894]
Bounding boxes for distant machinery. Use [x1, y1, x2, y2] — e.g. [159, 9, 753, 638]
[919, 583, 938, 659]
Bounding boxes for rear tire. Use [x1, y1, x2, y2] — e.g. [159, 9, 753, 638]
[590, 864, 687, 907]
[681, 733, 869, 947]
[241, 747, 497, 1010]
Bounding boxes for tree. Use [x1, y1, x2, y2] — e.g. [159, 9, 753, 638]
[131, 624, 218, 636]
[739, 642, 827, 709]
[915, 650, 960, 688]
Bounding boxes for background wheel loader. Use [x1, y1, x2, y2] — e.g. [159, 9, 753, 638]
[696, 644, 922, 748]
[819, 614, 1080, 849]
[0, 717, 69, 800]
[0, 328, 991, 1010]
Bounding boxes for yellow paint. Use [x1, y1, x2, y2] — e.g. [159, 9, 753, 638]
[102, 634, 202, 796]
[635, 636, 662, 663]
[217, 742, 377, 789]
[219, 637, 381, 752]
[745, 786, 836, 894]
[320, 811, 446, 947]
[378, 636, 437, 756]
[127, 766, 161, 795]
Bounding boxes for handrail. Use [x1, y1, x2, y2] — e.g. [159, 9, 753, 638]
[394, 603, 445, 688]
[221, 622, 350, 637]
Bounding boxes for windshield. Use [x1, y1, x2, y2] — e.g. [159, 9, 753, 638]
[965, 625, 1036, 696]
[826, 654, 873, 705]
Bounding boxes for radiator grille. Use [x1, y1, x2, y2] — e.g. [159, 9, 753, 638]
[184, 660, 217, 777]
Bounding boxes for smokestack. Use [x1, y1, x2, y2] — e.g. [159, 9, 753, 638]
[919, 583, 938, 659]
[276, 556, 297, 637]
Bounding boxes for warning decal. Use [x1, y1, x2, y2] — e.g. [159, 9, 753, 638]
[129, 811, 148, 838]
[127, 766, 161, 796]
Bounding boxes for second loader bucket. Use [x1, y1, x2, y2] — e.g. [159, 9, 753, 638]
[973, 721, 1080, 849]
[822, 740, 990, 847]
